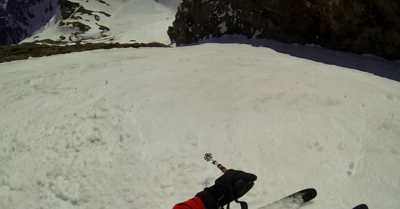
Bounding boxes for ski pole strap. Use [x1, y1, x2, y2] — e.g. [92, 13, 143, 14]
[235, 199, 248, 209]
[226, 200, 248, 209]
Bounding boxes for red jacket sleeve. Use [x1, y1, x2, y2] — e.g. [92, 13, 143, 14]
[173, 196, 206, 209]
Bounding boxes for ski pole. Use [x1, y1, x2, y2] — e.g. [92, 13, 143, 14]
[204, 153, 255, 209]
[204, 153, 227, 173]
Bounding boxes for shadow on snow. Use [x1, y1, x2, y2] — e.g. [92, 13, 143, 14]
[196, 35, 400, 83]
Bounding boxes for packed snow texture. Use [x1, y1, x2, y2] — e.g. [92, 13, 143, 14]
[2, 0, 400, 208]
[0, 43, 400, 209]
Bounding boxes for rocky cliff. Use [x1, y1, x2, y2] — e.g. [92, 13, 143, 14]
[168, 0, 400, 60]
[0, 0, 57, 45]
[0, 0, 112, 45]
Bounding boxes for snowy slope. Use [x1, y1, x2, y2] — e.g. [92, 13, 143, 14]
[22, 0, 182, 44]
[0, 43, 400, 209]
[2, 0, 400, 208]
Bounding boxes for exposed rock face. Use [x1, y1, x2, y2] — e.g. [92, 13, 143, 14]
[0, 0, 57, 45]
[0, 0, 117, 45]
[168, 0, 400, 60]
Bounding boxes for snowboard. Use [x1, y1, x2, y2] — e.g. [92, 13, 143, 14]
[258, 188, 317, 209]
[353, 204, 368, 209]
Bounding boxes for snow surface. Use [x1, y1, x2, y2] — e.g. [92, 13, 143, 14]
[1, 43, 400, 209]
[109, 0, 176, 44]
[2, 0, 400, 208]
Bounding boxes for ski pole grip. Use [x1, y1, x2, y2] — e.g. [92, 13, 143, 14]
[218, 164, 228, 173]
[213, 160, 227, 173]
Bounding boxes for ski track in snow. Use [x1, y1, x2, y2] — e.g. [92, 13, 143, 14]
[0, 44, 400, 209]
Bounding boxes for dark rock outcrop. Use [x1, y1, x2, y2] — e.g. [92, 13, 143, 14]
[168, 0, 400, 60]
[0, 0, 56, 46]
[58, 0, 79, 20]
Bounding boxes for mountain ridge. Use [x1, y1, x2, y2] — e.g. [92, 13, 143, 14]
[0, 0, 181, 46]
[0, 0, 57, 45]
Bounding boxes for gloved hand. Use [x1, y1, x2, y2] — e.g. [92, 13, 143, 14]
[196, 169, 257, 209]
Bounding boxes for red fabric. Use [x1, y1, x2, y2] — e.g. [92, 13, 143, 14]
[173, 196, 205, 209]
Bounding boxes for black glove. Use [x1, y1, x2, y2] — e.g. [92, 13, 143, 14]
[196, 169, 257, 209]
